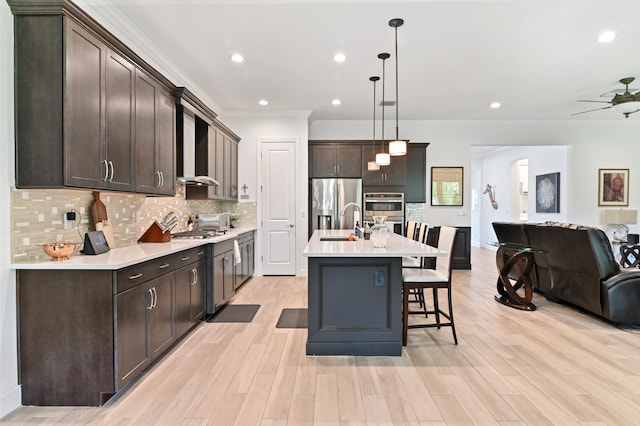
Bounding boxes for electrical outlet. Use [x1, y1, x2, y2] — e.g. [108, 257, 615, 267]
[64, 211, 76, 230]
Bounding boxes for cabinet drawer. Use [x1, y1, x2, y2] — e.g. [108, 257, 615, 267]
[237, 232, 253, 244]
[212, 239, 234, 256]
[174, 245, 208, 269]
[115, 254, 174, 294]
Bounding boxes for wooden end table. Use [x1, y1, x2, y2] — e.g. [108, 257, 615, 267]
[490, 242, 546, 311]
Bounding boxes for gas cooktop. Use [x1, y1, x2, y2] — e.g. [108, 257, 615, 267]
[172, 229, 227, 239]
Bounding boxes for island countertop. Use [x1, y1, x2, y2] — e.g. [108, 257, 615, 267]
[303, 229, 447, 258]
[11, 226, 257, 270]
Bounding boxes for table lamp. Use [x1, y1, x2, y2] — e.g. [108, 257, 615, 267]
[604, 209, 638, 242]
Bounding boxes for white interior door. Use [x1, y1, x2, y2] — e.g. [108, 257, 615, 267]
[261, 142, 296, 275]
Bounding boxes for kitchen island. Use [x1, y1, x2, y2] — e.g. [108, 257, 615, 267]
[303, 229, 446, 356]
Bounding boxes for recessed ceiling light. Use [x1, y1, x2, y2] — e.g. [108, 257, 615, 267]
[598, 31, 615, 43]
[230, 53, 244, 63]
[332, 99, 341, 105]
[490, 102, 501, 109]
[334, 53, 346, 63]
[259, 99, 268, 106]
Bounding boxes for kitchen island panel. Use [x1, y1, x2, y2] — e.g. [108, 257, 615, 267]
[307, 257, 402, 356]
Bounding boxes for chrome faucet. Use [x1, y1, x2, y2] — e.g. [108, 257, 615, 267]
[340, 202, 362, 237]
[340, 202, 361, 218]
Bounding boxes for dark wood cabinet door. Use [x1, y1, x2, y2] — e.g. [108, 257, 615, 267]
[223, 252, 235, 300]
[105, 49, 135, 191]
[134, 70, 158, 193]
[223, 135, 237, 199]
[405, 144, 427, 202]
[64, 20, 105, 189]
[148, 274, 175, 360]
[361, 145, 406, 186]
[336, 145, 362, 177]
[191, 259, 206, 321]
[213, 253, 225, 307]
[214, 129, 225, 199]
[383, 154, 406, 185]
[174, 265, 193, 337]
[155, 88, 176, 195]
[311, 145, 337, 177]
[230, 139, 238, 199]
[115, 283, 150, 390]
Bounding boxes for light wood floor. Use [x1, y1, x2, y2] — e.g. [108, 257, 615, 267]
[3, 247, 640, 425]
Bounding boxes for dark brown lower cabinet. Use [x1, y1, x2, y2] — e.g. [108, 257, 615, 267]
[213, 239, 235, 308]
[424, 226, 472, 270]
[175, 258, 206, 337]
[16, 245, 207, 406]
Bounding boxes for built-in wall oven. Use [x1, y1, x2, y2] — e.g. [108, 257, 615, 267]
[363, 192, 405, 235]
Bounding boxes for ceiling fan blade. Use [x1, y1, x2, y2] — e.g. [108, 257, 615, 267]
[577, 100, 611, 104]
[570, 106, 613, 116]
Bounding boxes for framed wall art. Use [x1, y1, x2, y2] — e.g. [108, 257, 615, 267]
[535, 172, 560, 213]
[431, 166, 463, 206]
[598, 168, 629, 206]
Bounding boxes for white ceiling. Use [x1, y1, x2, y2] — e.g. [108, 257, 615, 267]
[95, 0, 640, 122]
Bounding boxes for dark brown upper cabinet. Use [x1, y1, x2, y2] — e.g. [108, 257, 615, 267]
[310, 143, 362, 178]
[309, 141, 428, 203]
[9, 1, 175, 195]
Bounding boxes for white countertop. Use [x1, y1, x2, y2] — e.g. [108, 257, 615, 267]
[303, 230, 447, 258]
[11, 227, 257, 270]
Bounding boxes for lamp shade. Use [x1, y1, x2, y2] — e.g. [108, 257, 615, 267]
[613, 101, 640, 115]
[604, 209, 638, 224]
[388, 140, 407, 156]
[367, 160, 380, 171]
[376, 152, 390, 166]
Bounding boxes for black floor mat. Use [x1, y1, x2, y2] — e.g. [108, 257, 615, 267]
[207, 304, 260, 323]
[276, 308, 308, 328]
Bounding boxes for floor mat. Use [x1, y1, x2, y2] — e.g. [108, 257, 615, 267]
[276, 308, 308, 328]
[207, 304, 260, 323]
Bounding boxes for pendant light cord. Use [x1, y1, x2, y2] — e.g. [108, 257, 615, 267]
[394, 25, 399, 141]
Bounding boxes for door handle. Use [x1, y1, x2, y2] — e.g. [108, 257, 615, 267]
[289, 224, 295, 228]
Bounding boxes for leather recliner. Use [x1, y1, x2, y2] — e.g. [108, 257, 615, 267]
[492, 222, 640, 324]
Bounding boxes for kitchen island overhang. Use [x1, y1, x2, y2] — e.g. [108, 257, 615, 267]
[303, 230, 446, 356]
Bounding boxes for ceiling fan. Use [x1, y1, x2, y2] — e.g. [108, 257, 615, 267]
[572, 77, 640, 118]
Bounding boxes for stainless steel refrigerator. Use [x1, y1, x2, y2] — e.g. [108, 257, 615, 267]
[309, 178, 362, 236]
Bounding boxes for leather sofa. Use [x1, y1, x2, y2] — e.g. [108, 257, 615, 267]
[492, 221, 640, 324]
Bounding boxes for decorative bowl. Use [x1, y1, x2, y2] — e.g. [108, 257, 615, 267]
[42, 243, 76, 261]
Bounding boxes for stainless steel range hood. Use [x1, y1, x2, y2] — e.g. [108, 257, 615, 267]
[175, 88, 219, 187]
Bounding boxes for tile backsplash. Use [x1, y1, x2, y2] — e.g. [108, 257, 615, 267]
[11, 185, 256, 263]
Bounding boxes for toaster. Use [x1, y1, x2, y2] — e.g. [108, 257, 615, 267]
[197, 213, 230, 231]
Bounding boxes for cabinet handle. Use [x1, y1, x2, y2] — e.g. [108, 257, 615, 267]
[102, 160, 109, 181]
[146, 288, 153, 310]
[337, 164, 340, 174]
[158, 263, 170, 269]
[334, 165, 337, 174]
[155, 172, 161, 188]
[129, 273, 143, 280]
[181, 256, 190, 261]
[197, 251, 205, 256]
[108, 161, 114, 182]
[152, 287, 158, 309]
[160, 172, 164, 188]
[191, 267, 198, 285]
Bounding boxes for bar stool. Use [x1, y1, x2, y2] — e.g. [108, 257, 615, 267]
[402, 226, 458, 345]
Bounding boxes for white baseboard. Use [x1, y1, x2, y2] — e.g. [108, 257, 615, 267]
[0, 384, 21, 419]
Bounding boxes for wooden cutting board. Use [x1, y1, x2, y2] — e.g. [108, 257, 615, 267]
[91, 191, 108, 225]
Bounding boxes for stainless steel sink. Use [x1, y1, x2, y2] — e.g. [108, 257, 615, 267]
[320, 237, 352, 241]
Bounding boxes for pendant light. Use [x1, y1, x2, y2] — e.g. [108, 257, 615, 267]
[388, 18, 407, 156]
[375, 52, 391, 166]
[367, 76, 381, 171]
